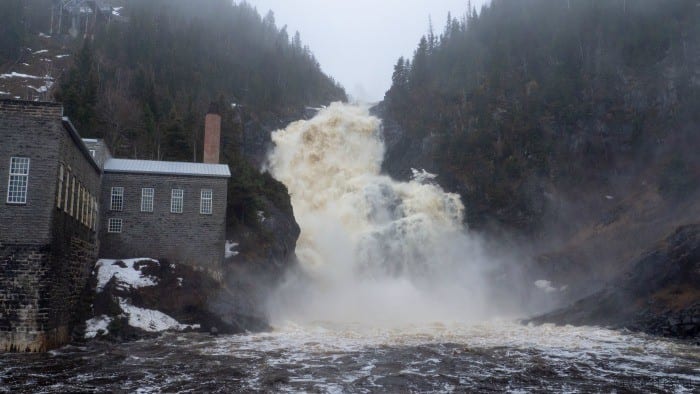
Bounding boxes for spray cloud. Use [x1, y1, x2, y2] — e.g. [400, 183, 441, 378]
[267, 103, 501, 326]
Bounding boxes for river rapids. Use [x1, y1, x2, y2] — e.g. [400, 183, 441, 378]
[1, 104, 698, 393]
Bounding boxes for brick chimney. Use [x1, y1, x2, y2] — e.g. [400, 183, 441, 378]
[203, 109, 221, 164]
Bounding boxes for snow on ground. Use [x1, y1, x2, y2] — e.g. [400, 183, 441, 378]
[225, 241, 239, 258]
[118, 298, 199, 332]
[55, 54, 70, 59]
[0, 92, 9, 95]
[32, 49, 48, 55]
[85, 315, 113, 339]
[0, 72, 46, 80]
[95, 258, 159, 292]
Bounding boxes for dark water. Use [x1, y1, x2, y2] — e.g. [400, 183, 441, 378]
[1, 322, 698, 393]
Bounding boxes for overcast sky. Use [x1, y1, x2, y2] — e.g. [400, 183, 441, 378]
[245, 0, 489, 103]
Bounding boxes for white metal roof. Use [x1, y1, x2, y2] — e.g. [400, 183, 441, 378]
[104, 158, 231, 178]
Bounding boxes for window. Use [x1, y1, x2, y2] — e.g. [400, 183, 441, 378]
[171, 189, 183, 213]
[7, 157, 30, 204]
[111, 187, 124, 211]
[92, 198, 98, 231]
[56, 164, 64, 209]
[64, 169, 71, 213]
[200, 189, 213, 215]
[83, 189, 89, 225]
[78, 185, 84, 222]
[70, 176, 75, 216]
[141, 188, 154, 212]
[107, 218, 122, 233]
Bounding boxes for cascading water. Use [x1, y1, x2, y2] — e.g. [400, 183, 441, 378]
[266, 103, 496, 326]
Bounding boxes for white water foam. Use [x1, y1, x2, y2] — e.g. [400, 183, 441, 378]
[266, 103, 505, 326]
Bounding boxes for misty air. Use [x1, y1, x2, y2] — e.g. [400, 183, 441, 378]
[0, 0, 698, 392]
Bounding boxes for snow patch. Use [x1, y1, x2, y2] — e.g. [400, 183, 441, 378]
[95, 258, 159, 292]
[257, 210, 266, 223]
[118, 298, 199, 332]
[38, 33, 51, 38]
[0, 91, 9, 95]
[85, 315, 112, 338]
[55, 54, 70, 59]
[32, 49, 48, 55]
[225, 241, 239, 258]
[535, 280, 557, 293]
[0, 72, 53, 80]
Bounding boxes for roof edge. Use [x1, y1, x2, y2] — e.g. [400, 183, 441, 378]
[62, 117, 102, 174]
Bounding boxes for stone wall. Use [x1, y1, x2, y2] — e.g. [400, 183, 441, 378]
[99, 172, 227, 271]
[0, 100, 64, 244]
[0, 100, 101, 352]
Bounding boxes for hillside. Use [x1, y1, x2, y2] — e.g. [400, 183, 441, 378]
[376, 0, 700, 316]
[0, 0, 347, 330]
[379, 0, 699, 237]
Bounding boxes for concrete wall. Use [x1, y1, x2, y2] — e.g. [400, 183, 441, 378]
[99, 172, 227, 270]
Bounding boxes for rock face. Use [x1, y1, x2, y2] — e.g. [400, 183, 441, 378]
[529, 225, 700, 339]
[88, 258, 267, 341]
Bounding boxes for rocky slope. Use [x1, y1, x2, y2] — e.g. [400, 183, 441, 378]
[529, 225, 700, 339]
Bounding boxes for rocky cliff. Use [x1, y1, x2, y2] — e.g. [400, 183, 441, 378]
[529, 225, 700, 339]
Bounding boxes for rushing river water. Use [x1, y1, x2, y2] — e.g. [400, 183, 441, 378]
[1, 322, 698, 393]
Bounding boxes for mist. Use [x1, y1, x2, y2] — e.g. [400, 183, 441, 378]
[244, 0, 490, 102]
[263, 103, 531, 327]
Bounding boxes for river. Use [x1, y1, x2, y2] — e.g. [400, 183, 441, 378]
[1, 321, 698, 392]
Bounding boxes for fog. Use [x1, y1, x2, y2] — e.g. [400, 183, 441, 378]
[244, 0, 489, 102]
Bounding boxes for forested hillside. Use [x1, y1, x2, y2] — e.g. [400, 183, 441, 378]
[1, 0, 347, 236]
[381, 0, 700, 235]
[57, 0, 346, 160]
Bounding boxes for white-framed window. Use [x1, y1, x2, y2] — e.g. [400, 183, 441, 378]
[111, 187, 124, 211]
[7, 157, 30, 204]
[70, 176, 76, 216]
[56, 164, 64, 209]
[78, 185, 84, 222]
[171, 189, 184, 213]
[92, 198, 99, 231]
[141, 188, 154, 212]
[107, 218, 122, 233]
[64, 169, 71, 213]
[84, 189, 89, 225]
[200, 189, 213, 215]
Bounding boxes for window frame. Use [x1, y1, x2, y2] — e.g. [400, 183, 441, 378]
[107, 218, 123, 233]
[170, 189, 184, 214]
[56, 164, 64, 209]
[70, 176, 76, 216]
[141, 188, 154, 213]
[6, 157, 30, 205]
[200, 189, 213, 215]
[110, 187, 124, 211]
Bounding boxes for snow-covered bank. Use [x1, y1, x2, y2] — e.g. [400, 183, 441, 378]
[88, 258, 202, 339]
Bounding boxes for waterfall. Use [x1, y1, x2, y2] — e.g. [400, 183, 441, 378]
[266, 103, 492, 326]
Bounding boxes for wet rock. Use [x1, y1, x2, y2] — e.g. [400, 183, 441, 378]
[528, 224, 700, 339]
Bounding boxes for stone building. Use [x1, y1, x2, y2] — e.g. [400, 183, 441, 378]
[0, 100, 101, 352]
[98, 159, 230, 271]
[0, 99, 231, 351]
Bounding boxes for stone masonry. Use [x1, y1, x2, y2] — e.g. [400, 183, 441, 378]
[0, 100, 100, 352]
[99, 172, 228, 271]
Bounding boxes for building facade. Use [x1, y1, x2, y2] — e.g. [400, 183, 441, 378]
[0, 100, 101, 352]
[0, 99, 230, 351]
[98, 159, 229, 270]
